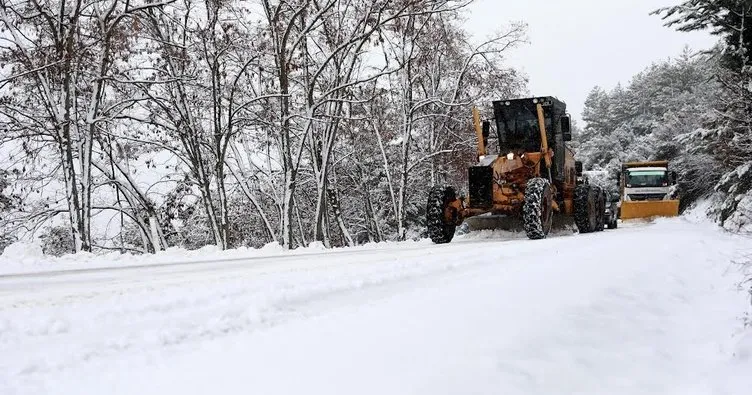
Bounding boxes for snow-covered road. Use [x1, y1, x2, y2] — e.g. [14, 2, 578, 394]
[2, 218, 751, 395]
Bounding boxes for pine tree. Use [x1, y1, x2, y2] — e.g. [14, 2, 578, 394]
[655, 1, 752, 71]
[655, 0, 752, 231]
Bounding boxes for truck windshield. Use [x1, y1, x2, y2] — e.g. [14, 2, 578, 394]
[626, 170, 668, 187]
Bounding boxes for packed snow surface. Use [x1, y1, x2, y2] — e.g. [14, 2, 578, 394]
[1, 218, 751, 395]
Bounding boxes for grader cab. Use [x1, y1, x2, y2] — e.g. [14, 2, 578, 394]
[426, 96, 606, 243]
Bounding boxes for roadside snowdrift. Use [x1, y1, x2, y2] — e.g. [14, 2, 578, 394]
[0, 237, 434, 275]
[1, 223, 571, 275]
[716, 162, 752, 234]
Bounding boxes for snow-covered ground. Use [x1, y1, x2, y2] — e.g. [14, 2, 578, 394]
[1, 218, 751, 395]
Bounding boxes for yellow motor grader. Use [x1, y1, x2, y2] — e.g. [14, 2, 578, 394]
[426, 96, 605, 243]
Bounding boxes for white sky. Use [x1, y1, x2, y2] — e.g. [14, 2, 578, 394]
[464, 0, 718, 123]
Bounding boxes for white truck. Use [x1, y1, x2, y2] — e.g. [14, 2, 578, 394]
[619, 161, 679, 219]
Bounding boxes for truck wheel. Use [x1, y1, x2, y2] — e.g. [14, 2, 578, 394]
[574, 184, 598, 233]
[426, 185, 457, 244]
[594, 187, 606, 232]
[523, 178, 553, 240]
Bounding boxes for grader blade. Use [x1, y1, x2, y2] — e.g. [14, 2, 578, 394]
[464, 214, 574, 233]
[464, 215, 524, 232]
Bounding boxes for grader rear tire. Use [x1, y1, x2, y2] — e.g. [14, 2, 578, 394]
[426, 185, 457, 244]
[523, 178, 553, 240]
[574, 184, 598, 234]
[594, 187, 606, 232]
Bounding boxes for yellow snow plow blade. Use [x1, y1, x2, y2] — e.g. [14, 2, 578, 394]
[620, 200, 680, 220]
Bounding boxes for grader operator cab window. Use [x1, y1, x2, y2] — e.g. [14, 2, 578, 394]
[493, 101, 551, 153]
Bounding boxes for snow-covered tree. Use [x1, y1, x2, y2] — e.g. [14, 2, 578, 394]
[0, 0, 528, 255]
[655, 0, 752, 230]
[576, 49, 721, 210]
[0, 0, 172, 253]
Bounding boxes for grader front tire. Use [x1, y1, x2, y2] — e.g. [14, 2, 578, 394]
[523, 178, 554, 240]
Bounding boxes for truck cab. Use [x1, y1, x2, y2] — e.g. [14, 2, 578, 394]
[623, 165, 676, 201]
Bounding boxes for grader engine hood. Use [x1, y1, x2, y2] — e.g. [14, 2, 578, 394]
[480, 153, 524, 174]
[492, 152, 541, 183]
[468, 152, 543, 210]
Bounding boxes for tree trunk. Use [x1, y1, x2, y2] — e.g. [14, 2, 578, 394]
[327, 187, 353, 247]
[226, 147, 278, 244]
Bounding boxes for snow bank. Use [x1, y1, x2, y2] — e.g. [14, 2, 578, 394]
[0, 236, 434, 276]
[0, 241, 44, 265]
[716, 162, 752, 234]
[722, 193, 752, 234]
[0, 243, 274, 274]
[683, 195, 722, 224]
